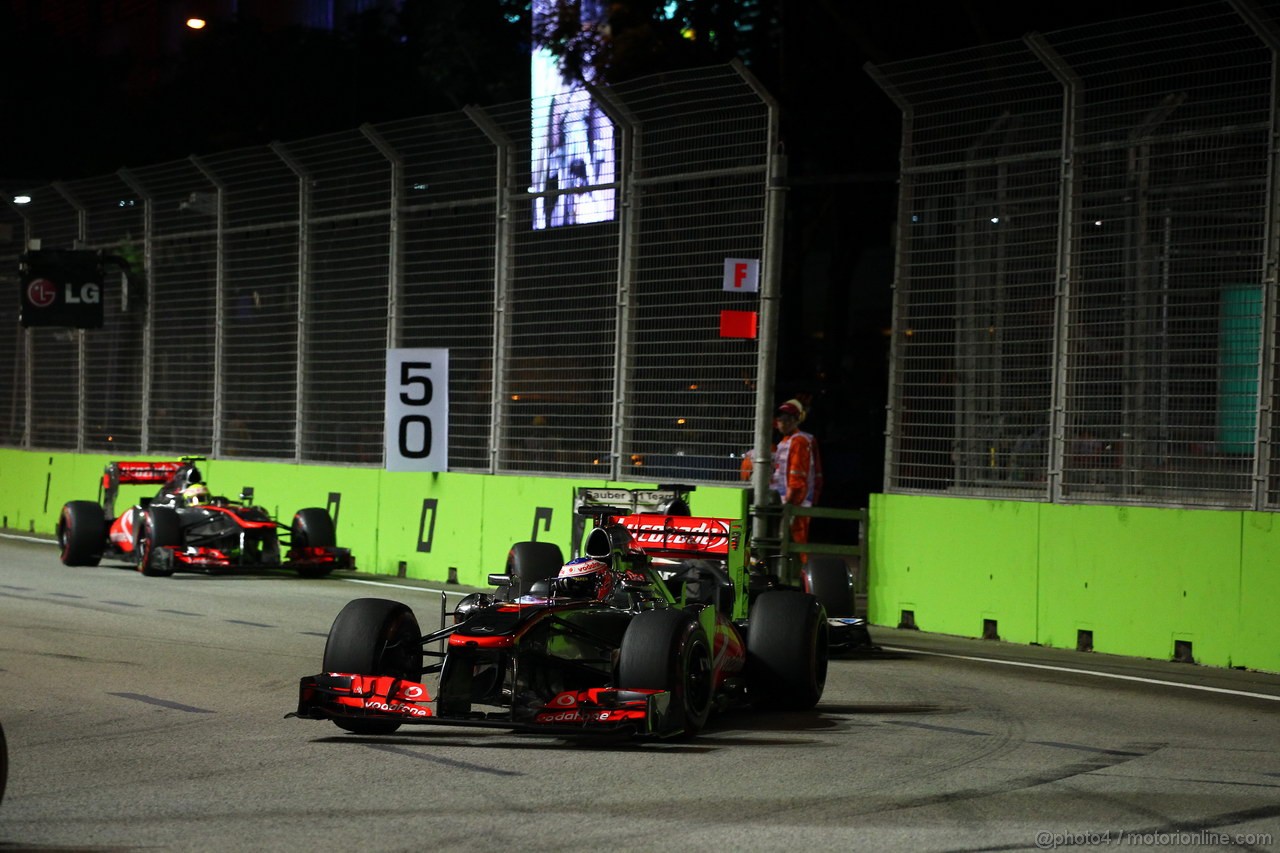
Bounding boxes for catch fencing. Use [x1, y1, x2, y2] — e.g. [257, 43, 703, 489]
[0, 63, 779, 485]
[869, 0, 1280, 509]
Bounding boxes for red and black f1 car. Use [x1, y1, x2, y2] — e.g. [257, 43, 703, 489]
[56, 457, 351, 578]
[292, 495, 843, 740]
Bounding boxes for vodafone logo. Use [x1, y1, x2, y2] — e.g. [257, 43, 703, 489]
[27, 278, 57, 308]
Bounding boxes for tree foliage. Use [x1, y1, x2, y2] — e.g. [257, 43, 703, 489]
[533, 0, 781, 87]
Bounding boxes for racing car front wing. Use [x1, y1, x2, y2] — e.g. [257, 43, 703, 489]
[152, 544, 352, 572]
[291, 673, 682, 738]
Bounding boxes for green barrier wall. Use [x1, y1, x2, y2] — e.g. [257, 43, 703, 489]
[1, 449, 747, 587]
[869, 493, 1280, 673]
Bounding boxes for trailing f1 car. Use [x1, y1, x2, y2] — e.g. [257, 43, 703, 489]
[292, 500, 830, 740]
[56, 457, 351, 578]
[575, 485, 871, 652]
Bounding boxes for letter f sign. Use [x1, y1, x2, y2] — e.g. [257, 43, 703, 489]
[722, 257, 760, 293]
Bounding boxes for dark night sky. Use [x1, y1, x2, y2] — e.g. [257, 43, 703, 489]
[0, 0, 1190, 185]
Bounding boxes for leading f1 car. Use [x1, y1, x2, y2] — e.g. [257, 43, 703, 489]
[56, 457, 351, 578]
[292, 492, 842, 740]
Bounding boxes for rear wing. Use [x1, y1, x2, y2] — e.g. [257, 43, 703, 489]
[596, 512, 748, 620]
[575, 486, 694, 516]
[101, 457, 204, 518]
[612, 514, 736, 558]
[102, 462, 183, 490]
[572, 485, 749, 618]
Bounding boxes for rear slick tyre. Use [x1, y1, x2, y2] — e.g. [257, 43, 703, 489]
[801, 557, 856, 618]
[506, 541, 564, 597]
[58, 501, 106, 567]
[292, 508, 337, 578]
[747, 590, 828, 710]
[322, 598, 423, 735]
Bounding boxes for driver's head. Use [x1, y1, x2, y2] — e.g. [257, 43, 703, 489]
[555, 557, 614, 601]
[181, 483, 209, 507]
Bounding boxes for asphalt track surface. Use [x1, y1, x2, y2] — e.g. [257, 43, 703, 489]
[1, 534, 1279, 852]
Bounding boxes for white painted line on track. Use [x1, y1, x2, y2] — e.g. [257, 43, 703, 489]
[342, 578, 469, 597]
[882, 645, 1280, 703]
[1, 532, 56, 545]
[1, 532, 472, 598]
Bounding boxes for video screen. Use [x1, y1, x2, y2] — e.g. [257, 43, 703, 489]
[530, 0, 616, 230]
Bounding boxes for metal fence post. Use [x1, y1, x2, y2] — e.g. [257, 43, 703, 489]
[117, 168, 152, 452]
[1233, 0, 1280, 510]
[190, 156, 226, 457]
[360, 124, 404, 356]
[731, 59, 787, 564]
[52, 181, 87, 454]
[272, 142, 310, 464]
[864, 61, 911, 498]
[464, 106, 512, 476]
[1026, 32, 1080, 505]
[588, 84, 639, 482]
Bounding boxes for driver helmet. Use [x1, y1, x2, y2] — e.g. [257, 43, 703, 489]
[555, 556, 614, 601]
[181, 483, 210, 507]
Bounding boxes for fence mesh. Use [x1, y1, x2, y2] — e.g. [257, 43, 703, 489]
[1, 63, 774, 485]
[873, 0, 1280, 509]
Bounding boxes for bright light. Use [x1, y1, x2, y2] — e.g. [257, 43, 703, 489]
[12, 195, 31, 205]
[990, 217, 1000, 224]
[186, 18, 207, 30]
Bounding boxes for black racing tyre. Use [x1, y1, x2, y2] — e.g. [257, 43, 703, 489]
[506, 541, 564, 597]
[57, 501, 106, 567]
[292, 508, 337, 578]
[747, 590, 828, 711]
[618, 608, 714, 736]
[138, 506, 181, 577]
[802, 557, 856, 618]
[322, 598, 423, 735]
[292, 508, 336, 548]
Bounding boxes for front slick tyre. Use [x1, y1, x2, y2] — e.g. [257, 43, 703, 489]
[322, 598, 423, 735]
[618, 608, 713, 737]
[747, 590, 828, 711]
[138, 507, 181, 577]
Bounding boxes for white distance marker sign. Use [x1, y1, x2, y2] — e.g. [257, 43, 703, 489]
[385, 348, 449, 472]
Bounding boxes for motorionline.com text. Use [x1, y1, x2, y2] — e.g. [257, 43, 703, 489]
[1035, 830, 1273, 849]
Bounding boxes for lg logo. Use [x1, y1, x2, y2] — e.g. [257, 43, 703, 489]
[26, 279, 56, 308]
[26, 279, 100, 308]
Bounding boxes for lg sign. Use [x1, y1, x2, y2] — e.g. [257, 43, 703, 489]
[18, 249, 107, 328]
[27, 279, 99, 306]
